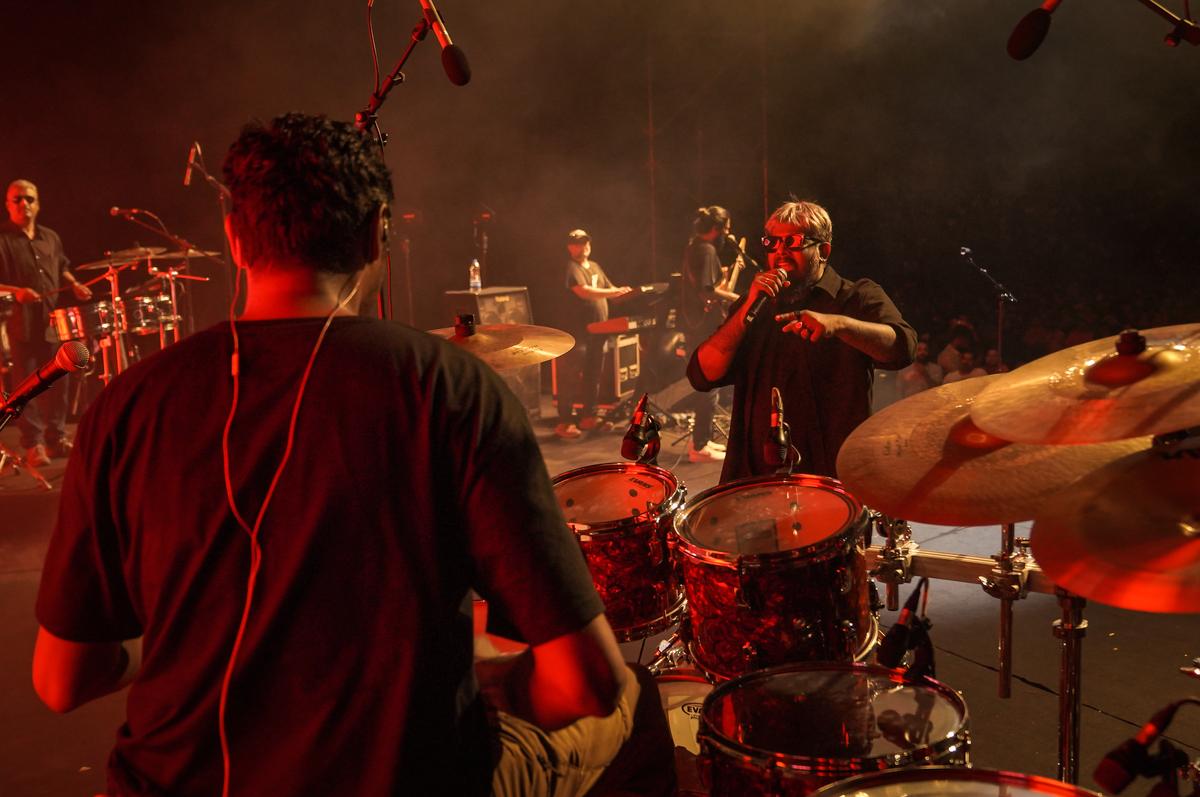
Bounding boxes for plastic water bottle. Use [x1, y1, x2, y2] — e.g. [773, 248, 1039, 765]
[468, 258, 482, 292]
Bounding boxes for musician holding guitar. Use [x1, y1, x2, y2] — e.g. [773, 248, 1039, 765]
[677, 205, 745, 462]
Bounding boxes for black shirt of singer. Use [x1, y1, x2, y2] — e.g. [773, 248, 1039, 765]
[687, 264, 916, 483]
[35, 317, 604, 797]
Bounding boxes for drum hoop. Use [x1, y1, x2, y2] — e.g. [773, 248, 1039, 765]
[672, 473, 867, 565]
[805, 766, 1102, 797]
[699, 662, 969, 772]
[553, 461, 686, 536]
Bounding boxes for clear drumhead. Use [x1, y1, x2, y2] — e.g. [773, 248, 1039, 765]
[677, 476, 859, 555]
[704, 665, 966, 760]
[808, 767, 1102, 797]
[554, 464, 678, 529]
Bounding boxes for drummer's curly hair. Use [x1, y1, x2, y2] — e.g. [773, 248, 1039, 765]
[223, 113, 393, 275]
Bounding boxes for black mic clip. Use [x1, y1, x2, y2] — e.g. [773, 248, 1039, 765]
[620, 393, 661, 466]
[763, 386, 798, 474]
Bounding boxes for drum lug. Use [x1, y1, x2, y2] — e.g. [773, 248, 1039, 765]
[741, 641, 762, 672]
[734, 557, 764, 611]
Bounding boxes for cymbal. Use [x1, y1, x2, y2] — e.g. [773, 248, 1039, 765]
[149, 249, 221, 260]
[428, 323, 574, 370]
[971, 324, 1200, 444]
[76, 246, 166, 270]
[836, 375, 1149, 526]
[1031, 438, 1200, 613]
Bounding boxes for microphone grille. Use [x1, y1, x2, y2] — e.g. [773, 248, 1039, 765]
[56, 340, 91, 372]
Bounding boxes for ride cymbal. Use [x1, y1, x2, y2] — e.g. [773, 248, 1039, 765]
[836, 375, 1148, 526]
[428, 323, 574, 370]
[1031, 438, 1200, 614]
[971, 324, 1200, 444]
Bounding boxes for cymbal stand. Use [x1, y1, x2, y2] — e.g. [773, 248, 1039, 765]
[980, 523, 1032, 698]
[96, 261, 139, 385]
[1053, 588, 1086, 785]
[147, 264, 209, 347]
[0, 405, 51, 490]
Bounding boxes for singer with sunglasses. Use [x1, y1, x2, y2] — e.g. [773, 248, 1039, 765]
[687, 199, 916, 482]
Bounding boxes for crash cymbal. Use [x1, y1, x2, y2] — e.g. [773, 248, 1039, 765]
[75, 246, 167, 270]
[836, 375, 1149, 526]
[1031, 437, 1200, 613]
[149, 249, 221, 260]
[428, 323, 574, 370]
[971, 324, 1200, 444]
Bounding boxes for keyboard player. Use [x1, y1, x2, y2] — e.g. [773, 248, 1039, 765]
[556, 229, 633, 440]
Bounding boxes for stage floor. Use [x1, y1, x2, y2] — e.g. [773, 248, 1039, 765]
[2, 401, 1197, 795]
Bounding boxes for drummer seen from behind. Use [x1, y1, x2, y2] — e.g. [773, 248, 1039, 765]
[0, 179, 91, 467]
[687, 199, 916, 482]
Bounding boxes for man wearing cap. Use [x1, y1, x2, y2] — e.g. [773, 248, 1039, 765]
[555, 229, 632, 439]
[0, 179, 92, 466]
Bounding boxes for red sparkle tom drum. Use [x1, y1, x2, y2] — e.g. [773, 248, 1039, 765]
[672, 473, 876, 680]
[553, 462, 686, 642]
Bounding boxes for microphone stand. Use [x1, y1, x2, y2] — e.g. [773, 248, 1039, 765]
[959, 248, 1018, 362]
[355, 16, 431, 142]
[184, 153, 236, 313]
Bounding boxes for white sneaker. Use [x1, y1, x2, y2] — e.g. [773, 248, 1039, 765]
[706, 440, 727, 451]
[688, 441, 726, 462]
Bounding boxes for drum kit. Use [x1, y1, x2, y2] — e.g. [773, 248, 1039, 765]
[444, 318, 1200, 796]
[58, 247, 215, 385]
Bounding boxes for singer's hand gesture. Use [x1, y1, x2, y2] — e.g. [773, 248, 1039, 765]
[746, 268, 788, 306]
[776, 309, 840, 342]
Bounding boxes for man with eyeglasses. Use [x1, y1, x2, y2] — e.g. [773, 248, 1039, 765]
[687, 199, 916, 482]
[0, 179, 92, 466]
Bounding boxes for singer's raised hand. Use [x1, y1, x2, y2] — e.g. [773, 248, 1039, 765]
[747, 268, 788, 303]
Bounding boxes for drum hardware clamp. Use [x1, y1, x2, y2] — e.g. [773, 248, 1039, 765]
[869, 512, 917, 612]
[863, 539, 1087, 784]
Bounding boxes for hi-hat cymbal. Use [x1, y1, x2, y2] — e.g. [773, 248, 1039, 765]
[76, 246, 167, 270]
[971, 324, 1200, 444]
[1031, 438, 1200, 613]
[836, 375, 1148, 526]
[428, 323, 574, 370]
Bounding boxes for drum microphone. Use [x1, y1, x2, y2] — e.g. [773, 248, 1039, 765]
[418, 0, 471, 85]
[877, 578, 929, 669]
[762, 387, 790, 468]
[621, 393, 658, 463]
[1, 341, 90, 416]
[1094, 700, 1197, 793]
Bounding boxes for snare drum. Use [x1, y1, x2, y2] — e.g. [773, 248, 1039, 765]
[49, 300, 121, 341]
[127, 293, 175, 335]
[699, 663, 971, 797]
[672, 473, 876, 679]
[808, 767, 1100, 797]
[553, 462, 686, 642]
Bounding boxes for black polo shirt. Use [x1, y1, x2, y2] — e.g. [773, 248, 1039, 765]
[688, 264, 916, 482]
[0, 220, 71, 343]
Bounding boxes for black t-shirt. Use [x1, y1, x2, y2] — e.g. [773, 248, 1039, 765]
[687, 265, 916, 482]
[0, 220, 71, 343]
[36, 317, 604, 796]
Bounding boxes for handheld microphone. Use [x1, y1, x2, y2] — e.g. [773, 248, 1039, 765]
[1007, 0, 1063, 60]
[620, 393, 652, 461]
[1094, 701, 1187, 793]
[183, 142, 200, 186]
[418, 0, 471, 85]
[1, 341, 90, 415]
[877, 578, 927, 669]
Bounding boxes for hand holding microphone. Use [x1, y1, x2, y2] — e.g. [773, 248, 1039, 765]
[742, 268, 789, 325]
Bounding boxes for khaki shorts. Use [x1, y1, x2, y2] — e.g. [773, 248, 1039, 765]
[491, 665, 641, 797]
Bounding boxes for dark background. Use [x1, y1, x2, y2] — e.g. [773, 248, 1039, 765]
[2, 0, 1197, 355]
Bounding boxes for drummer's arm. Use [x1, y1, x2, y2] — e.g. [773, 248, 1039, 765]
[475, 614, 626, 731]
[0, 283, 41, 303]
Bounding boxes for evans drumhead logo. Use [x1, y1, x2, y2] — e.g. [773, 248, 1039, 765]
[682, 702, 704, 718]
